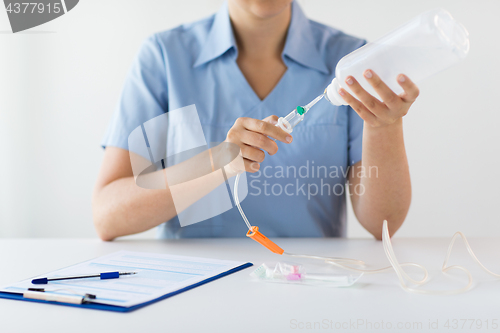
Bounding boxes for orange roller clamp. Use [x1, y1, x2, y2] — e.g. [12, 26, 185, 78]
[246, 226, 284, 255]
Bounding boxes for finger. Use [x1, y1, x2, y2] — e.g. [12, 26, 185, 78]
[345, 75, 386, 114]
[241, 117, 292, 144]
[262, 115, 278, 125]
[240, 144, 265, 163]
[338, 88, 379, 125]
[239, 129, 278, 155]
[364, 70, 402, 109]
[397, 74, 420, 103]
[244, 159, 260, 173]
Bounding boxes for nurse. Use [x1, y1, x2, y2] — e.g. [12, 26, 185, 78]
[92, 0, 418, 241]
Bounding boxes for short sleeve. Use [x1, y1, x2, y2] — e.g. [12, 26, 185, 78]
[101, 35, 168, 150]
[347, 106, 364, 166]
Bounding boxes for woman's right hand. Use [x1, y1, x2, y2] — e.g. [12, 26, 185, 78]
[225, 115, 293, 174]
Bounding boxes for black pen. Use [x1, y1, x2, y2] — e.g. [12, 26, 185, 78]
[32, 271, 137, 284]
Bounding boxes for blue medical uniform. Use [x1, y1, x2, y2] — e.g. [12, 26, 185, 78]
[102, 1, 365, 238]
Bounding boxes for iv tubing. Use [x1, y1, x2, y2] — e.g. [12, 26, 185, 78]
[234, 171, 499, 294]
[283, 221, 500, 294]
[234, 173, 252, 230]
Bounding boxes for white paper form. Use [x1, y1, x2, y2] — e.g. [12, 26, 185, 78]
[0, 251, 248, 307]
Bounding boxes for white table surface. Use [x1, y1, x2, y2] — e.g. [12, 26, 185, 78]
[0, 237, 499, 333]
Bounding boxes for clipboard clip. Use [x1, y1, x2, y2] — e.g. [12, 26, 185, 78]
[25, 288, 96, 304]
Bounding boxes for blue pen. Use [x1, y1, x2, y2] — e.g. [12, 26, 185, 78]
[31, 271, 137, 285]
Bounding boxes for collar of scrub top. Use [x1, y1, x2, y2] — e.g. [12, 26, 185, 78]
[193, 0, 330, 75]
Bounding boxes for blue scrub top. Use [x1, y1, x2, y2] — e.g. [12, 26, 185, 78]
[102, 1, 365, 238]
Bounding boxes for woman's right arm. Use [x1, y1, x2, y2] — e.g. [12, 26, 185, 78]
[92, 116, 292, 241]
[92, 146, 177, 241]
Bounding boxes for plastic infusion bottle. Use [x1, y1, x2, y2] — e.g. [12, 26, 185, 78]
[325, 8, 470, 106]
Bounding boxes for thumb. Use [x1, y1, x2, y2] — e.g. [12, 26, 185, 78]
[262, 115, 279, 125]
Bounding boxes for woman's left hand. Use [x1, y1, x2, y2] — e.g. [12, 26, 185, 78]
[338, 69, 420, 127]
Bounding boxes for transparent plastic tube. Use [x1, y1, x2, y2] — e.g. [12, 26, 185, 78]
[325, 8, 470, 106]
[234, 173, 251, 230]
[283, 221, 500, 295]
[236, 170, 499, 293]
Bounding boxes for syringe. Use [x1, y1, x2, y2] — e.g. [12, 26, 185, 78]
[276, 93, 324, 134]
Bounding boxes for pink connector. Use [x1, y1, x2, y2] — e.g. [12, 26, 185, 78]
[286, 273, 302, 281]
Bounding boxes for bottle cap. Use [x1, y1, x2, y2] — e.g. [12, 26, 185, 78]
[325, 78, 347, 106]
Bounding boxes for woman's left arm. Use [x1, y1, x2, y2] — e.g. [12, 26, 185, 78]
[341, 70, 420, 240]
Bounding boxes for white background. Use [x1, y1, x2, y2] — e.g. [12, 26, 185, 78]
[0, 0, 498, 239]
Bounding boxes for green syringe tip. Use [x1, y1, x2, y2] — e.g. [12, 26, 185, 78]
[296, 106, 305, 115]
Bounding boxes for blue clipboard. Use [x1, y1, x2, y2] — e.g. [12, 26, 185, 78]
[0, 262, 253, 312]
